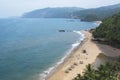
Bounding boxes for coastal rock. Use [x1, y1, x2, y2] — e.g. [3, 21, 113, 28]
[58, 30, 65, 32]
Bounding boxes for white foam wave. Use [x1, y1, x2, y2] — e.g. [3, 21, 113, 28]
[72, 42, 80, 47]
[73, 30, 85, 40]
[39, 30, 85, 80]
[40, 67, 54, 80]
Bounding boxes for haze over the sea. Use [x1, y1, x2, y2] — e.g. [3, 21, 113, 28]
[0, 0, 120, 18]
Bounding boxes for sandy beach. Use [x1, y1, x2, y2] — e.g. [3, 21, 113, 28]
[46, 31, 101, 80]
[46, 30, 120, 80]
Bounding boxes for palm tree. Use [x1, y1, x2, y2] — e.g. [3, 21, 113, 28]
[83, 64, 96, 80]
[73, 57, 120, 80]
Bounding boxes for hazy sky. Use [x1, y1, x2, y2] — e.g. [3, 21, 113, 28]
[0, 0, 120, 18]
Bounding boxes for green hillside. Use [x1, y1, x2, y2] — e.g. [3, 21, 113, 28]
[92, 12, 120, 48]
[22, 3, 120, 21]
[73, 57, 120, 80]
[73, 12, 120, 80]
[73, 3, 120, 21]
[22, 7, 83, 18]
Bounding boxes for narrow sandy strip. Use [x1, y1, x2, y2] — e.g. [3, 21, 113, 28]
[46, 30, 120, 80]
[46, 31, 102, 80]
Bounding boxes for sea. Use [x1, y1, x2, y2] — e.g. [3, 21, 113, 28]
[0, 18, 98, 80]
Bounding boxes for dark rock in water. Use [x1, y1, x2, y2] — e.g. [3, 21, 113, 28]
[58, 30, 65, 32]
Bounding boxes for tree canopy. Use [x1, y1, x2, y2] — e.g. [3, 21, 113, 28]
[73, 57, 120, 80]
[92, 12, 120, 48]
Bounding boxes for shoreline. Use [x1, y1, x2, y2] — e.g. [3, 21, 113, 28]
[46, 31, 102, 80]
[45, 31, 85, 79]
[40, 31, 85, 80]
[45, 30, 120, 80]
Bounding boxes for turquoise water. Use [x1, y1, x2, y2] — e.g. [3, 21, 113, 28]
[0, 18, 97, 80]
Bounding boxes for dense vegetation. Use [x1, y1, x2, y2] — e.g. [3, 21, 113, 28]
[73, 3, 120, 21]
[73, 57, 120, 80]
[92, 12, 120, 48]
[80, 14, 100, 21]
[73, 12, 120, 80]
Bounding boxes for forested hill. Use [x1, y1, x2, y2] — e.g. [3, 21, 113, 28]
[22, 3, 120, 21]
[73, 12, 120, 80]
[73, 3, 120, 21]
[92, 12, 120, 48]
[22, 7, 83, 18]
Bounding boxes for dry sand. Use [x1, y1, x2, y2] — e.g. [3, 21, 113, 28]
[46, 31, 120, 80]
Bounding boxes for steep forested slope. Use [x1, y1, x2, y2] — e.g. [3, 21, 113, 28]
[92, 12, 120, 48]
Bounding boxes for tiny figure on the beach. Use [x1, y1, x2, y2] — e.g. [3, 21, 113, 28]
[65, 70, 69, 73]
[79, 61, 83, 64]
[73, 62, 78, 66]
[68, 67, 72, 71]
[71, 65, 74, 68]
[82, 50, 87, 53]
